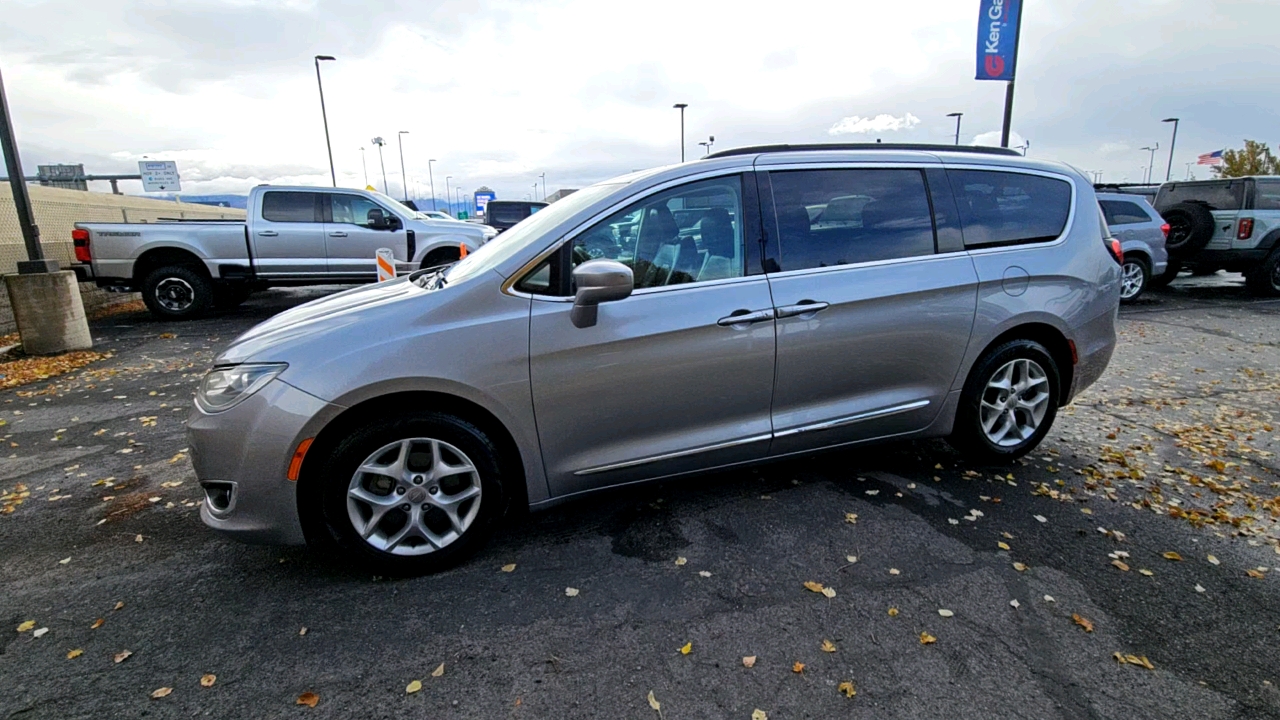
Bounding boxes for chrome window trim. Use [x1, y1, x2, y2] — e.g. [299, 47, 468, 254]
[503, 166, 755, 299]
[573, 433, 772, 476]
[773, 400, 931, 438]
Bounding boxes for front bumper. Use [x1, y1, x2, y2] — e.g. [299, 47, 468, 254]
[188, 378, 341, 546]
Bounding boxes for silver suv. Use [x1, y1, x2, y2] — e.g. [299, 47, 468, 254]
[188, 144, 1121, 574]
[1097, 192, 1169, 302]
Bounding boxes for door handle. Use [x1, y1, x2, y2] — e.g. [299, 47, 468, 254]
[775, 300, 830, 319]
[257, 230, 278, 237]
[717, 308, 775, 327]
[328, 231, 348, 238]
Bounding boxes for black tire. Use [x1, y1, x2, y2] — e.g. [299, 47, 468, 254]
[948, 339, 1061, 464]
[1161, 203, 1215, 256]
[1119, 255, 1150, 304]
[419, 247, 461, 270]
[1148, 260, 1183, 289]
[140, 265, 213, 320]
[1244, 249, 1280, 297]
[312, 412, 506, 576]
[213, 285, 252, 309]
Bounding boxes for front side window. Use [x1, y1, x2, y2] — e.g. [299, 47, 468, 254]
[1100, 200, 1153, 226]
[768, 168, 935, 271]
[261, 192, 320, 223]
[331, 195, 390, 227]
[948, 170, 1072, 248]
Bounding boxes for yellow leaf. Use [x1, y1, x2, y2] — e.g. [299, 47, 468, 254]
[1207, 554, 1220, 565]
[16, 620, 35, 633]
[1013, 562, 1028, 572]
[114, 650, 132, 663]
[1246, 569, 1265, 579]
[1072, 614, 1094, 633]
[1162, 552, 1183, 561]
[888, 607, 899, 617]
[889, 568, 901, 575]
[674, 557, 687, 566]
[821, 587, 836, 598]
[752, 710, 768, 720]
[938, 609, 954, 618]
[997, 542, 1010, 551]
[920, 632, 937, 645]
[406, 680, 422, 694]
[845, 513, 858, 524]
[837, 681, 857, 698]
[296, 692, 319, 707]
[113, 602, 124, 611]
[821, 639, 836, 653]
[647, 690, 661, 711]
[66, 648, 83, 659]
[565, 587, 579, 597]
[792, 661, 805, 673]
[200, 674, 216, 688]
[742, 655, 757, 668]
[431, 662, 445, 677]
[679, 642, 692, 655]
[1138, 569, 1154, 577]
[803, 581, 825, 593]
[500, 563, 517, 572]
[1111, 560, 1130, 572]
[151, 687, 173, 699]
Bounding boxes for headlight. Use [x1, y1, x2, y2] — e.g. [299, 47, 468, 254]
[196, 363, 287, 412]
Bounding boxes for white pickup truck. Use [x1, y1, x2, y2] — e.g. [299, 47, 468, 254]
[72, 185, 496, 319]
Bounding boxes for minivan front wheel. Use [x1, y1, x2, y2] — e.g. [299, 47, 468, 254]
[316, 412, 505, 575]
[1119, 256, 1150, 303]
[949, 339, 1061, 463]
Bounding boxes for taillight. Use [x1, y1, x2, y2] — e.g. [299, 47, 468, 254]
[1238, 218, 1254, 240]
[72, 228, 91, 263]
[1160, 223, 1170, 239]
[1105, 237, 1123, 265]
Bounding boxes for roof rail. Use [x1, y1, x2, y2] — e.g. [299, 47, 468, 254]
[705, 143, 1023, 159]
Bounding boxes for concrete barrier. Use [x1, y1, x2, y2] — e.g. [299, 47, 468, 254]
[3, 271, 92, 354]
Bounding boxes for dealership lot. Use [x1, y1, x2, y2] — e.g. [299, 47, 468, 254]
[1, 280, 1278, 719]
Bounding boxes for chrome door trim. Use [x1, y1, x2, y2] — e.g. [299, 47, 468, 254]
[772, 400, 931, 438]
[573, 433, 772, 476]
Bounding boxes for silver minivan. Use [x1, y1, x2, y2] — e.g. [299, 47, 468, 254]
[188, 144, 1121, 574]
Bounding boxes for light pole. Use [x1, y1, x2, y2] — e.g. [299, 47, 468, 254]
[427, 159, 437, 212]
[371, 137, 389, 194]
[946, 112, 963, 145]
[1162, 118, 1179, 182]
[1140, 143, 1159, 184]
[313, 55, 337, 187]
[673, 103, 688, 162]
[533, 183, 538, 201]
[359, 146, 368, 187]
[539, 172, 546, 201]
[456, 186, 465, 216]
[445, 176, 452, 215]
[396, 130, 410, 202]
[1184, 162, 1194, 180]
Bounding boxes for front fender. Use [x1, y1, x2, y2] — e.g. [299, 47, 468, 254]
[413, 234, 482, 265]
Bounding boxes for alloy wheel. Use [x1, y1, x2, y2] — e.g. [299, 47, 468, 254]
[346, 437, 482, 556]
[979, 358, 1051, 447]
[1120, 261, 1145, 299]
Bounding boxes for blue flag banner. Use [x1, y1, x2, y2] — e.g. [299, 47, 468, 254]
[976, 0, 1021, 81]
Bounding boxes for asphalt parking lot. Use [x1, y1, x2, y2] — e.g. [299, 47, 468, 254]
[2, 275, 1279, 720]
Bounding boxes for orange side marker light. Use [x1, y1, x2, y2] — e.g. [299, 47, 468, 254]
[287, 438, 314, 481]
[459, 243, 468, 259]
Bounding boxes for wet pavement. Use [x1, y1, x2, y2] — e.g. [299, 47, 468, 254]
[1, 275, 1278, 719]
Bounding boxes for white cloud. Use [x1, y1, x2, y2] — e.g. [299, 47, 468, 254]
[828, 113, 922, 136]
[971, 130, 1028, 151]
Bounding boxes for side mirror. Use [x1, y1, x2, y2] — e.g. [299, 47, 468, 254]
[367, 208, 390, 229]
[570, 259, 633, 328]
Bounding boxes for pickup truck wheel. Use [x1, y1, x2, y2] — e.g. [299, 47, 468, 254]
[420, 247, 461, 270]
[1244, 249, 1280, 297]
[141, 265, 212, 320]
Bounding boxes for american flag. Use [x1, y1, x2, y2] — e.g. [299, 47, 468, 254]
[1197, 150, 1224, 166]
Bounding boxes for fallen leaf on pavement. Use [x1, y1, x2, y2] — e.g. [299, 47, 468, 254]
[792, 661, 805, 673]
[845, 513, 858, 524]
[1246, 569, 1265, 579]
[752, 710, 768, 720]
[16, 620, 35, 633]
[296, 692, 319, 707]
[647, 690, 661, 712]
[674, 557, 687, 566]
[845, 555, 857, 563]
[1162, 552, 1183, 561]
[500, 563, 516, 572]
[1044, 595, 1056, 603]
[803, 581, 825, 593]
[837, 681, 857, 698]
[1034, 515, 1047, 523]
[66, 649, 83, 659]
[151, 687, 172, 699]
[1114, 653, 1154, 669]
[114, 650, 132, 663]
[113, 602, 124, 611]
[698, 571, 712, 578]
[32, 628, 48, 638]
[938, 609, 954, 618]
[821, 639, 836, 653]
[431, 663, 445, 677]
[1207, 555, 1220, 565]
[1138, 569, 1154, 576]
[1111, 560, 1130, 572]
[1013, 562, 1028, 572]
[888, 607, 899, 617]
[406, 680, 422, 694]
[920, 632, 937, 645]
[1072, 614, 1094, 632]
[821, 587, 836, 598]
[565, 587, 579, 597]
[998, 541, 1011, 551]
[889, 568, 901, 575]
[1010, 599, 1021, 609]
[201, 674, 216, 687]
[742, 655, 757, 668]
[679, 642, 692, 655]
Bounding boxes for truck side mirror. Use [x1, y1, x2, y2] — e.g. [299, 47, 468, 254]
[367, 208, 390, 229]
[570, 259, 633, 328]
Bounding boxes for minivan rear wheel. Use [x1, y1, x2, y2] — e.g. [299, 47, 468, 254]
[315, 412, 505, 575]
[948, 339, 1061, 463]
[1119, 256, 1150, 303]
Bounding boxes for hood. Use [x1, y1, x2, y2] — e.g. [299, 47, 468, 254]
[216, 276, 434, 366]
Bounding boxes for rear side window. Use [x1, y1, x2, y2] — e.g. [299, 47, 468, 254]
[948, 170, 1072, 248]
[768, 168, 935, 271]
[488, 204, 527, 225]
[1158, 182, 1244, 211]
[261, 192, 320, 223]
[1099, 200, 1153, 226]
[1254, 180, 1280, 211]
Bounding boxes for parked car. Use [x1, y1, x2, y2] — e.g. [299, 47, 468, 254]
[1149, 176, 1280, 294]
[483, 200, 548, 233]
[1097, 192, 1169, 302]
[72, 186, 498, 319]
[188, 143, 1121, 574]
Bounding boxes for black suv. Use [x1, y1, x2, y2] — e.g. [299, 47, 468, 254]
[484, 200, 549, 233]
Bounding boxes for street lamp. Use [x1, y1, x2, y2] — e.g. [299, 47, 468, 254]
[359, 147, 368, 187]
[673, 103, 688, 162]
[313, 55, 337, 187]
[946, 112, 963, 145]
[427, 159, 437, 212]
[396, 130, 410, 202]
[697, 135, 715, 157]
[1140, 143, 1159, 184]
[371, 137, 389, 194]
[533, 183, 538, 201]
[539, 172, 546, 201]
[444, 176, 452, 215]
[1162, 118, 1180, 182]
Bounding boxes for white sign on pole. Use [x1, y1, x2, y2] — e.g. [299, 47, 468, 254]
[138, 161, 181, 192]
[376, 248, 396, 282]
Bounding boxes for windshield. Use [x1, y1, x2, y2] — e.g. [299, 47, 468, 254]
[364, 190, 423, 218]
[444, 183, 622, 284]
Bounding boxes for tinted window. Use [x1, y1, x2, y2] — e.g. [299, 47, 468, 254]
[488, 204, 527, 224]
[1254, 180, 1280, 211]
[1100, 200, 1153, 226]
[768, 169, 935, 271]
[1158, 181, 1243, 211]
[261, 192, 319, 223]
[948, 170, 1071, 248]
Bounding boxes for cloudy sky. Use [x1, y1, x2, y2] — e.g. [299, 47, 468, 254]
[2, 0, 1277, 208]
